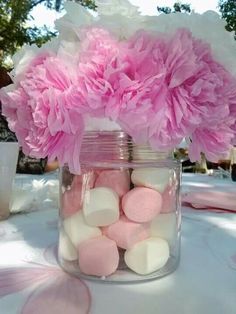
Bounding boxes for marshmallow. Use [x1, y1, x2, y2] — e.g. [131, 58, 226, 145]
[58, 228, 78, 261]
[150, 213, 177, 245]
[124, 237, 170, 275]
[78, 236, 119, 277]
[83, 187, 119, 226]
[131, 168, 171, 193]
[103, 216, 149, 249]
[122, 187, 162, 223]
[95, 169, 130, 197]
[63, 211, 101, 246]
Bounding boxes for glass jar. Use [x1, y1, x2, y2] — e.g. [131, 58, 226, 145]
[58, 131, 181, 283]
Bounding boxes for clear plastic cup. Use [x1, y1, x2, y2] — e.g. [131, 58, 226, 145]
[0, 142, 19, 220]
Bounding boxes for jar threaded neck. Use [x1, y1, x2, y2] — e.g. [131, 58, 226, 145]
[80, 131, 173, 163]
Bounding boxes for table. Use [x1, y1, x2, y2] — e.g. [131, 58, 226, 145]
[0, 174, 236, 314]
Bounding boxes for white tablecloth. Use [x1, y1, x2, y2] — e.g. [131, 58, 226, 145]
[0, 173, 235, 314]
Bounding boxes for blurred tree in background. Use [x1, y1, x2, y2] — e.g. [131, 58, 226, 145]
[157, 2, 191, 14]
[158, 1, 236, 39]
[55, 0, 96, 10]
[219, 0, 236, 38]
[0, 0, 96, 67]
[0, 1, 54, 66]
[158, 1, 236, 38]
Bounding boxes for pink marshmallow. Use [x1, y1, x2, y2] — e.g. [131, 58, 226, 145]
[103, 216, 149, 249]
[122, 187, 162, 223]
[95, 170, 130, 197]
[78, 236, 119, 277]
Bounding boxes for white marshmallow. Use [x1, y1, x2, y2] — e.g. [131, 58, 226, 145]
[63, 211, 101, 246]
[131, 168, 170, 193]
[83, 187, 119, 227]
[58, 228, 78, 261]
[124, 237, 170, 275]
[150, 213, 177, 246]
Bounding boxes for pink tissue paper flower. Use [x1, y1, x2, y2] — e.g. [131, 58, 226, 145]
[72, 27, 120, 117]
[108, 29, 236, 160]
[1, 53, 85, 173]
[1, 26, 236, 172]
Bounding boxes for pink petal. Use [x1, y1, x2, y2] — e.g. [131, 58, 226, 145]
[21, 273, 91, 314]
[0, 267, 58, 297]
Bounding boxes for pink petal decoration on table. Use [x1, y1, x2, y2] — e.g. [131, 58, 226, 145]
[21, 274, 91, 314]
[182, 190, 236, 212]
[0, 244, 91, 313]
[0, 267, 58, 297]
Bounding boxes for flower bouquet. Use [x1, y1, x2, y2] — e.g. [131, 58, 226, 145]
[1, 0, 236, 281]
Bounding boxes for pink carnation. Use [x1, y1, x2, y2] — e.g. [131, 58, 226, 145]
[72, 27, 120, 118]
[106, 29, 236, 160]
[188, 122, 234, 162]
[74, 29, 167, 143]
[187, 37, 236, 159]
[106, 31, 166, 144]
[1, 53, 85, 173]
[1, 26, 236, 170]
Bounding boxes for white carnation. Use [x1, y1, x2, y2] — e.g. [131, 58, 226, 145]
[11, 45, 38, 82]
[96, 0, 139, 17]
[17, 0, 236, 79]
[55, 1, 94, 41]
[95, 15, 144, 39]
[95, 0, 144, 39]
